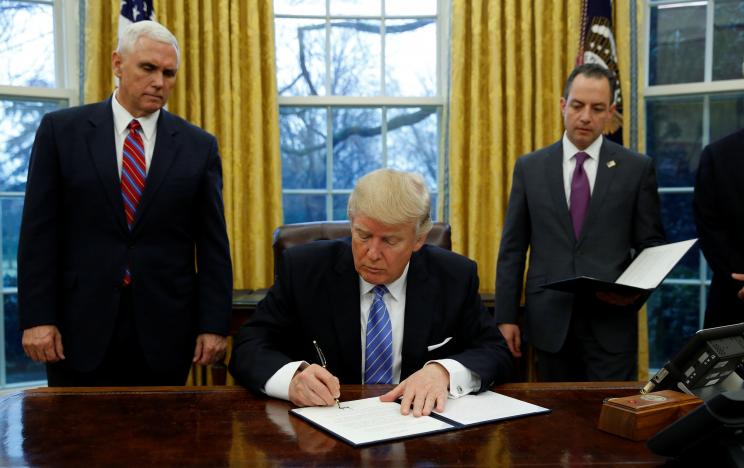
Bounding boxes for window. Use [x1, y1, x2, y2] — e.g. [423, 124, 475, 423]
[0, 0, 78, 387]
[645, 0, 744, 369]
[274, 0, 446, 222]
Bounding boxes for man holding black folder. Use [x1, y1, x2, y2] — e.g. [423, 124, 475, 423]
[495, 64, 665, 381]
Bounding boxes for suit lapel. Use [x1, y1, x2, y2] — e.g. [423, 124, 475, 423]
[133, 110, 180, 232]
[545, 141, 575, 242]
[329, 245, 363, 381]
[401, 249, 435, 379]
[86, 100, 127, 233]
[579, 140, 617, 245]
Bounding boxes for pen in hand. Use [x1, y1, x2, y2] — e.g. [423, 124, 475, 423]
[313, 340, 347, 409]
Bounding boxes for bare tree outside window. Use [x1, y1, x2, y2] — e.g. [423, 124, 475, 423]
[275, 0, 443, 222]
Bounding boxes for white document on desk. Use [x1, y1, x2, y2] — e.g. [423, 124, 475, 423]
[290, 391, 550, 447]
[615, 239, 697, 289]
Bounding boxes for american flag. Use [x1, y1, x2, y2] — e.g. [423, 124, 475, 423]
[576, 0, 623, 144]
[119, 0, 155, 38]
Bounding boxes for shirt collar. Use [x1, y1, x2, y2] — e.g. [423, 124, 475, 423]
[111, 90, 160, 143]
[359, 262, 410, 302]
[562, 131, 603, 163]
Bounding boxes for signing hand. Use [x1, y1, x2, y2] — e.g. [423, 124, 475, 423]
[192, 333, 227, 366]
[289, 364, 340, 407]
[733, 273, 744, 301]
[22, 325, 65, 363]
[379, 362, 449, 417]
[498, 323, 522, 358]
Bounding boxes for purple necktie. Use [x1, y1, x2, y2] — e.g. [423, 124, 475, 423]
[569, 151, 590, 238]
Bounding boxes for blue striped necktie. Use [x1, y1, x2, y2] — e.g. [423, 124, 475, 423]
[365, 285, 393, 384]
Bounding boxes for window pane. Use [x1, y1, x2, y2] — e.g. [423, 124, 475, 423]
[275, 18, 327, 96]
[330, 0, 380, 16]
[647, 284, 702, 369]
[332, 107, 382, 189]
[280, 107, 327, 189]
[0, 97, 65, 192]
[709, 93, 744, 142]
[385, 0, 436, 16]
[4, 293, 46, 384]
[659, 193, 700, 280]
[385, 19, 436, 96]
[332, 194, 349, 221]
[2, 198, 23, 288]
[648, 4, 706, 85]
[274, 0, 325, 16]
[386, 107, 438, 189]
[330, 20, 381, 96]
[0, 1, 55, 87]
[646, 96, 702, 188]
[283, 194, 326, 223]
[713, 0, 744, 81]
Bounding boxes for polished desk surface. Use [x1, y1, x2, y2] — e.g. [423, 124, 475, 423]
[0, 382, 666, 466]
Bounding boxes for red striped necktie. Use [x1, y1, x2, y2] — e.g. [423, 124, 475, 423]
[121, 119, 146, 285]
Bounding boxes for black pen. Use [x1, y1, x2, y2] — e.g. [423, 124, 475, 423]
[312, 340, 344, 409]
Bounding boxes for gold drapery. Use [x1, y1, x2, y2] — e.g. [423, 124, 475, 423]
[84, 1, 282, 292]
[449, 0, 648, 379]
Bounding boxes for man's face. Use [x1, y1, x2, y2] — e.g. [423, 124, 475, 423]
[351, 215, 426, 285]
[560, 74, 615, 150]
[112, 36, 178, 117]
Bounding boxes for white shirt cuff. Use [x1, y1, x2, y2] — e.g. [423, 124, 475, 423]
[429, 358, 481, 398]
[262, 361, 307, 401]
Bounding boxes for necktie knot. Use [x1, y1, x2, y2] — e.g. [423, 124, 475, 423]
[373, 284, 388, 299]
[128, 119, 141, 132]
[574, 151, 589, 166]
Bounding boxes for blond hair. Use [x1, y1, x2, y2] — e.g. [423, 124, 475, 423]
[348, 168, 432, 236]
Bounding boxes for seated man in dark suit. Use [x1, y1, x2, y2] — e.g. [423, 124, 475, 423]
[230, 168, 512, 416]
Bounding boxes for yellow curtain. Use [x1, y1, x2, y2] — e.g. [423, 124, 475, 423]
[84, 1, 282, 292]
[449, 0, 648, 379]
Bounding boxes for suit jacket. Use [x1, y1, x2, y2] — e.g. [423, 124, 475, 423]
[693, 128, 744, 328]
[495, 139, 665, 354]
[18, 99, 233, 374]
[229, 239, 512, 394]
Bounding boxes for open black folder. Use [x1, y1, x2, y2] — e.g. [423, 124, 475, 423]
[290, 391, 550, 447]
[542, 239, 697, 296]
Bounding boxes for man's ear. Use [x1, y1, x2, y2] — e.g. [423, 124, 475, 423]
[412, 234, 426, 252]
[111, 51, 122, 78]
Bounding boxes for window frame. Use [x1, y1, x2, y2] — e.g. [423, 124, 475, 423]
[644, 0, 744, 356]
[275, 0, 449, 222]
[0, 0, 80, 388]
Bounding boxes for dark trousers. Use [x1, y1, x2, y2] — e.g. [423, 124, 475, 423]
[46, 287, 190, 387]
[536, 304, 637, 382]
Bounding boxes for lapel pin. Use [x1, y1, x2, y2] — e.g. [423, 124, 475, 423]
[607, 160, 616, 168]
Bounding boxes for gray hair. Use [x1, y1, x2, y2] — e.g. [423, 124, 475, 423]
[117, 21, 180, 65]
[348, 168, 433, 237]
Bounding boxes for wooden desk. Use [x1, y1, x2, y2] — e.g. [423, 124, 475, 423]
[0, 382, 665, 466]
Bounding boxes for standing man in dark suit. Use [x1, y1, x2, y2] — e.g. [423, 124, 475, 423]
[694, 128, 744, 328]
[18, 21, 233, 386]
[230, 169, 512, 416]
[495, 64, 665, 381]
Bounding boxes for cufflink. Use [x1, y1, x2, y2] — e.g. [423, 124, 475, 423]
[457, 385, 463, 394]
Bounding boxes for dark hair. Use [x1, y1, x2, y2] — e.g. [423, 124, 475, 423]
[562, 63, 615, 103]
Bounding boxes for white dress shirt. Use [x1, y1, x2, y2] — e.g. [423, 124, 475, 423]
[111, 90, 159, 177]
[562, 132, 603, 208]
[263, 263, 481, 401]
